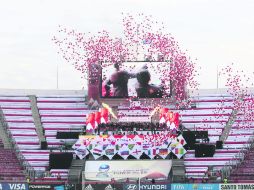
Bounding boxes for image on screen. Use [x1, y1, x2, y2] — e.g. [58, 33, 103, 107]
[101, 62, 171, 98]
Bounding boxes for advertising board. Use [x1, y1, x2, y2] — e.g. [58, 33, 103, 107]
[84, 160, 172, 181]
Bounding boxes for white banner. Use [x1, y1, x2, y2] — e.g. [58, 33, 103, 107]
[84, 160, 172, 181]
[220, 184, 254, 190]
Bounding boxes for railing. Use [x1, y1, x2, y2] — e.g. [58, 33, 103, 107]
[219, 108, 238, 142]
[0, 106, 36, 181]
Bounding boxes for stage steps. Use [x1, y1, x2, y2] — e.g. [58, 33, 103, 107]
[172, 159, 186, 183]
[29, 95, 46, 144]
[68, 159, 85, 183]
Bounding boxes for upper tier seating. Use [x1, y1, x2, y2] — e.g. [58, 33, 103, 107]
[37, 96, 93, 148]
[0, 96, 40, 149]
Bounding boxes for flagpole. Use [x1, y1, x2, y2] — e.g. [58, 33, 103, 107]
[216, 65, 219, 89]
[139, 170, 141, 190]
[56, 61, 59, 89]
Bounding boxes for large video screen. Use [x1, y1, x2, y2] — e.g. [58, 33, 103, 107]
[84, 160, 172, 181]
[101, 62, 171, 98]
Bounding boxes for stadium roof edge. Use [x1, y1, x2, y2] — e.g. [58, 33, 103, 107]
[0, 88, 87, 96]
[189, 88, 254, 96]
[0, 88, 253, 96]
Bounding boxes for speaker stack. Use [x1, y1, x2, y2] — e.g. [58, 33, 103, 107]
[41, 140, 48, 150]
[195, 144, 216, 157]
[216, 141, 223, 149]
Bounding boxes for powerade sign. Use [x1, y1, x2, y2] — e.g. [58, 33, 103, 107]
[124, 184, 170, 190]
[29, 184, 65, 190]
[171, 184, 219, 190]
[0, 183, 28, 190]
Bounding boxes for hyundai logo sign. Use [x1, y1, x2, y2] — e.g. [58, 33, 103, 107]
[125, 184, 168, 190]
[126, 184, 138, 190]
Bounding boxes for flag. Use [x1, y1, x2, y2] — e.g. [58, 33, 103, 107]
[159, 116, 166, 124]
[100, 107, 109, 123]
[169, 122, 177, 130]
[103, 144, 108, 150]
[158, 144, 170, 159]
[130, 145, 143, 159]
[115, 144, 120, 151]
[74, 144, 88, 159]
[102, 103, 117, 119]
[158, 148, 169, 158]
[118, 145, 130, 160]
[86, 122, 94, 131]
[93, 148, 102, 155]
[72, 139, 82, 150]
[169, 138, 180, 151]
[72, 132, 185, 160]
[142, 140, 151, 150]
[146, 147, 158, 159]
[172, 143, 186, 159]
[104, 145, 116, 160]
[87, 143, 93, 151]
[159, 108, 169, 124]
[94, 111, 101, 128]
[92, 145, 103, 159]
[86, 113, 95, 132]
[177, 134, 187, 146]
[128, 144, 135, 150]
[105, 149, 114, 156]
[174, 112, 180, 127]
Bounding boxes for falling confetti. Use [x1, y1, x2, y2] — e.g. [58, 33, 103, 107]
[52, 13, 199, 108]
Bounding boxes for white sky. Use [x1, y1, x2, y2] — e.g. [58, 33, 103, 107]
[0, 0, 253, 90]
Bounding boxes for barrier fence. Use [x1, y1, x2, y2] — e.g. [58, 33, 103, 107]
[1, 182, 254, 190]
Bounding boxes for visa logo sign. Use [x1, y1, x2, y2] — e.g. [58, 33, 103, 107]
[9, 184, 27, 190]
[0, 183, 28, 190]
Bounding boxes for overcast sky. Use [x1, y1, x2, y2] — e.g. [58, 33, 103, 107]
[0, 0, 253, 90]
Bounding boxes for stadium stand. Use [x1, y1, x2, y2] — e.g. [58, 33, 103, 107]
[1, 91, 254, 185]
[116, 95, 254, 182]
[0, 96, 40, 150]
[33, 96, 93, 182]
[0, 95, 91, 183]
[36, 96, 91, 148]
[229, 145, 254, 183]
[0, 139, 26, 182]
